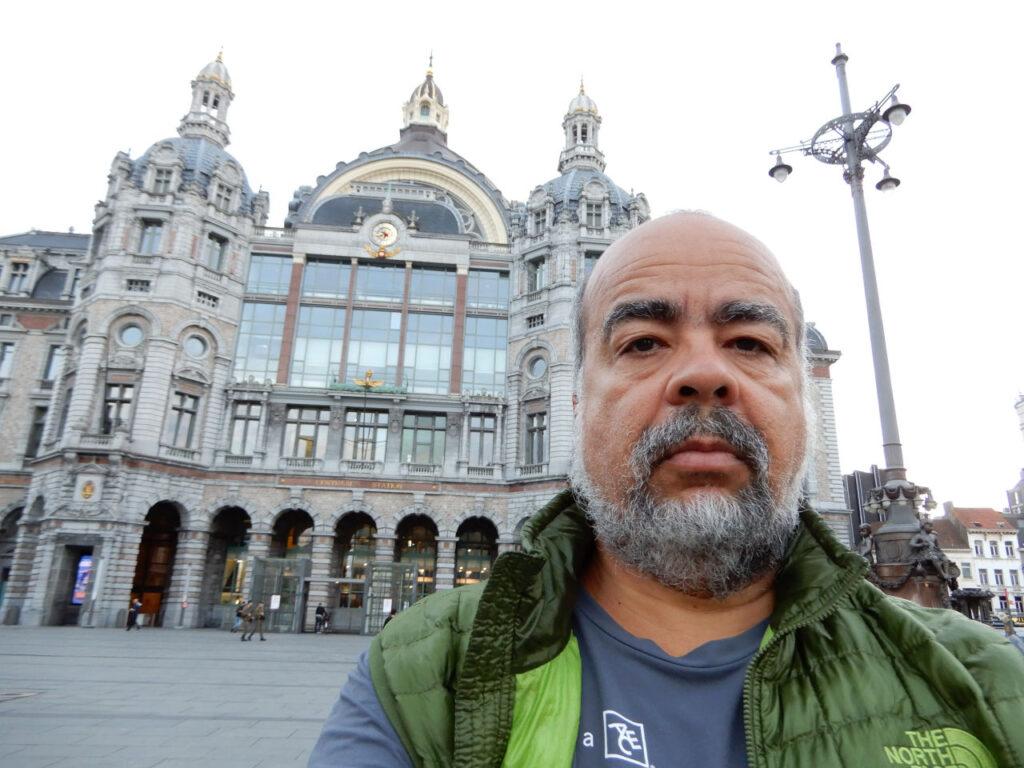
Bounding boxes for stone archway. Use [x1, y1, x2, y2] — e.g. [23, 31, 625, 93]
[0, 508, 23, 613]
[200, 506, 251, 628]
[455, 517, 498, 586]
[270, 509, 314, 558]
[132, 502, 182, 626]
[395, 514, 438, 599]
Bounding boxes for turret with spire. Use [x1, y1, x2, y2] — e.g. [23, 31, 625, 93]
[558, 80, 605, 173]
[178, 52, 234, 147]
[402, 57, 450, 138]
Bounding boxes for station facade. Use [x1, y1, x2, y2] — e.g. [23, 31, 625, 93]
[0, 56, 848, 631]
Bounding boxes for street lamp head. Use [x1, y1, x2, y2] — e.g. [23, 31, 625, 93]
[769, 155, 793, 183]
[875, 168, 901, 193]
[882, 96, 911, 126]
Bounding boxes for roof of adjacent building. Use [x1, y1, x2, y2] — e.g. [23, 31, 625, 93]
[928, 517, 968, 550]
[0, 231, 90, 250]
[949, 506, 1013, 532]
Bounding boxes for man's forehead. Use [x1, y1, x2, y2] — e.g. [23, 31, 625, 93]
[585, 215, 795, 326]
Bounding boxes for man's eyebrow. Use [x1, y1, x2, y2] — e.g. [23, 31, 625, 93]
[714, 301, 791, 345]
[601, 299, 682, 343]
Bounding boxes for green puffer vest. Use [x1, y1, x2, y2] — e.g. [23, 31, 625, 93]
[369, 491, 1024, 768]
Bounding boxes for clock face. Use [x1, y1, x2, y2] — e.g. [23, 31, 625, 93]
[371, 222, 398, 246]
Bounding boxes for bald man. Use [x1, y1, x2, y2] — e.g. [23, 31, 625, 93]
[310, 213, 1024, 768]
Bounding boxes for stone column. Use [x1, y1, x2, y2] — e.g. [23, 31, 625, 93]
[242, 530, 271, 599]
[1, 519, 40, 625]
[166, 529, 210, 628]
[435, 537, 456, 591]
[305, 534, 334, 632]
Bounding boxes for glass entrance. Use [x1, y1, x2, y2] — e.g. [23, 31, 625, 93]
[249, 557, 310, 633]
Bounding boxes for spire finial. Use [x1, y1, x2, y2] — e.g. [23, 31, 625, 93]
[216, 49, 223, 63]
[427, 51, 434, 76]
[579, 75, 585, 94]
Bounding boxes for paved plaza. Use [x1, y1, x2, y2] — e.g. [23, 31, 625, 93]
[0, 625, 371, 767]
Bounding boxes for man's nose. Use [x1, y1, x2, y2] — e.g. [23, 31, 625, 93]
[664, 343, 739, 407]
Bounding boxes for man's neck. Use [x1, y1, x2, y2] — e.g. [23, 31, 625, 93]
[582, 545, 776, 657]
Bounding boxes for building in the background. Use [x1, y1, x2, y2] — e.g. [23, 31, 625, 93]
[0, 57, 847, 632]
[940, 504, 1022, 621]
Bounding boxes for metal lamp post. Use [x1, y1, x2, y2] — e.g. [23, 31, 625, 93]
[769, 44, 943, 598]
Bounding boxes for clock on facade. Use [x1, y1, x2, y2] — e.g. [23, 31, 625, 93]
[371, 221, 398, 246]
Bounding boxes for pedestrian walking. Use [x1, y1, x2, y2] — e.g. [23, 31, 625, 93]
[126, 597, 142, 631]
[315, 603, 327, 633]
[231, 601, 250, 633]
[241, 601, 266, 641]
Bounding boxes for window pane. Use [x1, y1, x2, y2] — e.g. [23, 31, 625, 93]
[302, 258, 351, 299]
[230, 401, 262, 454]
[343, 410, 388, 461]
[290, 305, 346, 387]
[345, 310, 401, 386]
[234, 303, 286, 382]
[462, 316, 507, 395]
[247, 255, 293, 295]
[409, 266, 456, 307]
[404, 313, 453, 394]
[354, 262, 405, 303]
[466, 270, 509, 310]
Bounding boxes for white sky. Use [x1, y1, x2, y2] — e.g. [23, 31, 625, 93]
[3, 0, 1022, 511]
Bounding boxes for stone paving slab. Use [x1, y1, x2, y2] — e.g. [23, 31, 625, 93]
[0, 626, 371, 768]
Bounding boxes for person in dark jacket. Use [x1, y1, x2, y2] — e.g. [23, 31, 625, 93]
[125, 597, 142, 631]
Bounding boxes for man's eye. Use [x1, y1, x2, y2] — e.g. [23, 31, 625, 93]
[625, 337, 659, 353]
[733, 337, 769, 353]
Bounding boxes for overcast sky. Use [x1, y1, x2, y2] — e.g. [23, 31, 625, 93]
[3, 0, 1022, 511]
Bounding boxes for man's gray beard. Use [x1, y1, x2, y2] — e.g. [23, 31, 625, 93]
[570, 405, 803, 600]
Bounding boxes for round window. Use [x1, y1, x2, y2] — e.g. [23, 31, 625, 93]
[119, 324, 143, 346]
[527, 356, 547, 378]
[184, 335, 208, 357]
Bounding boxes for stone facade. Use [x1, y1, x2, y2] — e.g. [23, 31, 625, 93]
[0, 58, 847, 632]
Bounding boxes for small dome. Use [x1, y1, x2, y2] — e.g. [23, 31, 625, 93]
[568, 84, 598, 114]
[197, 53, 231, 89]
[410, 70, 444, 106]
[805, 323, 828, 352]
[132, 136, 254, 212]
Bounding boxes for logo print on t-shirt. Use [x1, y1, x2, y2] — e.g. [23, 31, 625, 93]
[603, 709, 649, 767]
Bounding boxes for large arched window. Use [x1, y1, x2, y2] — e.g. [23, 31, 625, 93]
[336, 512, 376, 580]
[207, 507, 250, 606]
[133, 502, 181, 624]
[395, 514, 438, 598]
[455, 517, 498, 586]
[270, 509, 313, 558]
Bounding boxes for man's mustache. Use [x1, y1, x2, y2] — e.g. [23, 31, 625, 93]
[629, 406, 770, 482]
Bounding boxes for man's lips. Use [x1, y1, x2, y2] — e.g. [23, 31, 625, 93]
[656, 438, 747, 474]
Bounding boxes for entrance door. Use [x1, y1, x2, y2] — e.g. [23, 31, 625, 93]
[51, 545, 93, 625]
[249, 557, 310, 633]
[132, 504, 180, 625]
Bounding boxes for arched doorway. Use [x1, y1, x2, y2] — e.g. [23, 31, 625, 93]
[455, 517, 498, 586]
[201, 506, 251, 627]
[395, 514, 437, 599]
[271, 509, 313, 558]
[132, 503, 181, 626]
[330, 512, 376, 632]
[0, 508, 23, 612]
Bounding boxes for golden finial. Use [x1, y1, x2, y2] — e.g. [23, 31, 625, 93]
[579, 76, 585, 94]
[216, 50, 224, 63]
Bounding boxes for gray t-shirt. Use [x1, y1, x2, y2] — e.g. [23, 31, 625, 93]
[309, 594, 766, 767]
[572, 588, 766, 767]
